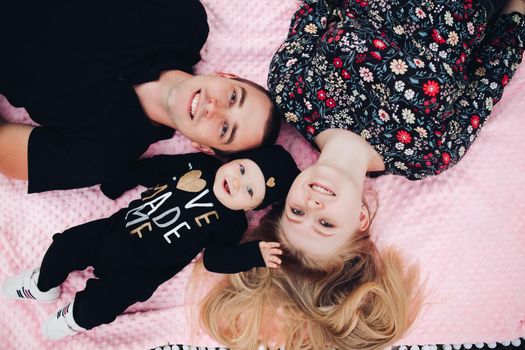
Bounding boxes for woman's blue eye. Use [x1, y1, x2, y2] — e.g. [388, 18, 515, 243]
[239, 164, 245, 175]
[291, 207, 305, 216]
[319, 219, 333, 228]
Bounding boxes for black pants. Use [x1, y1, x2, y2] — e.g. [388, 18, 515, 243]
[37, 216, 173, 330]
[479, 0, 508, 19]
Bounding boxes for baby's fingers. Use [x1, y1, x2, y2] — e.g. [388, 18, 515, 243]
[261, 241, 281, 249]
[266, 255, 282, 268]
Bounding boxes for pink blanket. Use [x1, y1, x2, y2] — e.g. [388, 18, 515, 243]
[1, 1, 524, 348]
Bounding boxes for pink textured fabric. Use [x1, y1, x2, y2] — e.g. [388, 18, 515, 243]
[0, 0, 524, 349]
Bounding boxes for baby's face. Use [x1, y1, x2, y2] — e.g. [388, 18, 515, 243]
[213, 159, 266, 210]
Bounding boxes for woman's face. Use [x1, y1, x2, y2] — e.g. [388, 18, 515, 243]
[281, 163, 366, 257]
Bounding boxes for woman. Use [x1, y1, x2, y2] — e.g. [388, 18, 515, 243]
[200, 0, 525, 348]
[201, 192, 422, 350]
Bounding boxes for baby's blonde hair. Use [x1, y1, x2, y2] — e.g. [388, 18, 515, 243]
[201, 201, 422, 350]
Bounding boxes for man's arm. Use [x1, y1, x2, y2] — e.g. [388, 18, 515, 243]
[100, 153, 207, 200]
[0, 122, 33, 180]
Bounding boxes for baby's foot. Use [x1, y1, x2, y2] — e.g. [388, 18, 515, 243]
[1, 268, 60, 302]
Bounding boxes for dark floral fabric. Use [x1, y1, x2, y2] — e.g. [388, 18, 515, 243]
[268, 0, 525, 179]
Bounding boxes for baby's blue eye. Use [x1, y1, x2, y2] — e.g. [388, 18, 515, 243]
[247, 186, 253, 198]
[239, 164, 245, 175]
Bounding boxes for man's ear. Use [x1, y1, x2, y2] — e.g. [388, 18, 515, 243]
[358, 205, 371, 232]
[191, 141, 215, 155]
[214, 72, 238, 79]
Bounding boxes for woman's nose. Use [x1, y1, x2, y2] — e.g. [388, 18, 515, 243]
[305, 196, 323, 209]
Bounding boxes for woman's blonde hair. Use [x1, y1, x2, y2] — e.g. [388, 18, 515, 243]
[201, 201, 422, 350]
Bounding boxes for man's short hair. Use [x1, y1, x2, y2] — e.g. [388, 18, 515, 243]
[212, 77, 282, 156]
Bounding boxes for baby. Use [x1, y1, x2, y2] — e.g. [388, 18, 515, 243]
[2, 145, 299, 340]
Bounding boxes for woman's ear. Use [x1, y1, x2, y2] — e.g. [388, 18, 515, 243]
[359, 204, 370, 231]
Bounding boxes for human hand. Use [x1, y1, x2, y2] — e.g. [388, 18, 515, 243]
[259, 241, 282, 268]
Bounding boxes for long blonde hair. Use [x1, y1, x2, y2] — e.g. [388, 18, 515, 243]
[201, 202, 422, 350]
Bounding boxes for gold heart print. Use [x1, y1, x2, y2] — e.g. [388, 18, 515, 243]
[176, 170, 207, 192]
[266, 177, 276, 188]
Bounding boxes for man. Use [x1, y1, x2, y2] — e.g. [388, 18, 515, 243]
[0, 0, 279, 193]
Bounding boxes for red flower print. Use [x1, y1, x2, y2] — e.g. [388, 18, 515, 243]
[297, 87, 303, 94]
[333, 57, 343, 68]
[442, 152, 451, 165]
[370, 51, 382, 60]
[396, 130, 412, 144]
[460, 53, 466, 63]
[502, 74, 509, 87]
[317, 89, 327, 100]
[431, 29, 446, 44]
[325, 98, 336, 108]
[341, 69, 351, 79]
[373, 39, 386, 50]
[470, 115, 480, 129]
[423, 80, 440, 97]
[306, 125, 315, 135]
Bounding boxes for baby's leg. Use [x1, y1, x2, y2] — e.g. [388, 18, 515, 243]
[70, 269, 171, 331]
[1, 217, 110, 302]
[37, 217, 111, 292]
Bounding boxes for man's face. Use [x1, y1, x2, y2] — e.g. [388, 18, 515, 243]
[166, 73, 272, 154]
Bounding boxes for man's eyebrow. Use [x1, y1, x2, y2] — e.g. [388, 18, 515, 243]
[239, 86, 246, 107]
[226, 124, 238, 145]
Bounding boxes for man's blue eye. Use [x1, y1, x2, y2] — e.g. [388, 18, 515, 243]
[220, 122, 228, 138]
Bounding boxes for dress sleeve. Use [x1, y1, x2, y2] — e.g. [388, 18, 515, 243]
[437, 13, 525, 168]
[100, 153, 206, 200]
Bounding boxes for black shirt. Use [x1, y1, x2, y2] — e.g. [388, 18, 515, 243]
[0, 0, 209, 193]
[100, 153, 266, 274]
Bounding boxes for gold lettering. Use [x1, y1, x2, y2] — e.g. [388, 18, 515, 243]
[194, 210, 219, 227]
[129, 222, 152, 238]
[142, 184, 168, 201]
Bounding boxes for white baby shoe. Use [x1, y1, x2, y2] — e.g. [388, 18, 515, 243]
[1, 268, 60, 302]
[42, 301, 85, 340]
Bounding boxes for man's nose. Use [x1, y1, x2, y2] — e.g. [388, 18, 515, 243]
[205, 97, 224, 118]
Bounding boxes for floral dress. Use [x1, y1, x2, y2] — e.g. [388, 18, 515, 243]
[268, 0, 525, 179]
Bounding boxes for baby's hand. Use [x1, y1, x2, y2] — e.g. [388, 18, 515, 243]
[259, 241, 283, 268]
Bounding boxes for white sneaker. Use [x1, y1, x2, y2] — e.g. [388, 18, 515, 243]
[42, 301, 85, 340]
[1, 268, 60, 302]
